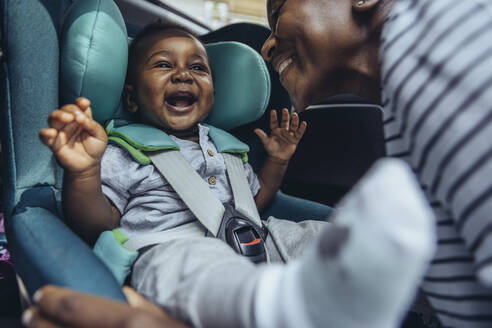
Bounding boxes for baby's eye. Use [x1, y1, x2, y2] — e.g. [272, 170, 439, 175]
[191, 64, 207, 72]
[155, 61, 172, 69]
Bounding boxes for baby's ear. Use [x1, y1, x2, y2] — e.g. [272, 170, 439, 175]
[123, 84, 138, 114]
[351, 0, 381, 13]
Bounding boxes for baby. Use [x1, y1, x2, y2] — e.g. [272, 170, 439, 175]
[40, 21, 435, 328]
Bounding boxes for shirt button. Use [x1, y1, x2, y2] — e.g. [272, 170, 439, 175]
[208, 176, 216, 185]
[207, 149, 214, 156]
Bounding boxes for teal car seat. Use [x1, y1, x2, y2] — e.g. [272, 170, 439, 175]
[1, 0, 128, 301]
[0, 0, 333, 301]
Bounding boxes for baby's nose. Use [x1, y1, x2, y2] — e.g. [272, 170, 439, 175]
[172, 69, 192, 83]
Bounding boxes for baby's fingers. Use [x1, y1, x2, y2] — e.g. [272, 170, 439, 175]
[48, 110, 75, 130]
[39, 128, 58, 148]
[75, 97, 91, 110]
[254, 128, 269, 146]
[295, 121, 308, 139]
[74, 110, 106, 141]
[75, 97, 93, 119]
[269, 110, 278, 132]
[280, 108, 290, 130]
[52, 127, 73, 153]
[290, 112, 300, 131]
[55, 103, 103, 141]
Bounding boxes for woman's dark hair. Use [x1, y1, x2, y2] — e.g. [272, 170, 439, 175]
[126, 20, 202, 84]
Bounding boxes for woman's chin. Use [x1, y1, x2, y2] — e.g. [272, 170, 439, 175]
[290, 95, 310, 112]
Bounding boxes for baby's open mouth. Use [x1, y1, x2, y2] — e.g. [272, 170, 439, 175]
[165, 91, 197, 108]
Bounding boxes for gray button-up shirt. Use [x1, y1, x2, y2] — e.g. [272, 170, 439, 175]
[101, 124, 260, 238]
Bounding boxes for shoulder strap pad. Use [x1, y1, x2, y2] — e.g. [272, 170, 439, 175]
[206, 125, 250, 163]
[106, 120, 250, 164]
[105, 119, 179, 164]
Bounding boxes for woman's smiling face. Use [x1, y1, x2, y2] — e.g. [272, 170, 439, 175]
[131, 30, 214, 134]
[262, 0, 368, 111]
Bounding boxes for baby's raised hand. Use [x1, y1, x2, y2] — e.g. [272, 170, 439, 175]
[254, 108, 307, 163]
[39, 97, 108, 174]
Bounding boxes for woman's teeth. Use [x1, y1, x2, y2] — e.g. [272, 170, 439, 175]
[279, 57, 293, 75]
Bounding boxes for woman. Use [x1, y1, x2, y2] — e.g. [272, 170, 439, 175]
[261, 0, 492, 327]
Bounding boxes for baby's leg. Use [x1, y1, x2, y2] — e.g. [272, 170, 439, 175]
[132, 237, 264, 328]
[256, 158, 436, 328]
[265, 217, 329, 262]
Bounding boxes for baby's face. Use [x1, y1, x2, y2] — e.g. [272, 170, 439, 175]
[132, 31, 214, 133]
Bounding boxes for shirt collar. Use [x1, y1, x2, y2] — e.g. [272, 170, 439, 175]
[168, 123, 210, 145]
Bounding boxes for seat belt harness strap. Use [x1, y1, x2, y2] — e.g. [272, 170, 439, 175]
[106, 120, 269, 263]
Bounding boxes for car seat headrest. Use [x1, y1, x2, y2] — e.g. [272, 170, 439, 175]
[204, 42, 270, 130]
[60, 0, 128, 123]
[60, 0, 270, 130]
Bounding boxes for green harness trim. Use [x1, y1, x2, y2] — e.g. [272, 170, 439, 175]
[112, 228, 130, 245]
[93, 229, 137, 286]
[107, 136, 152, 165]
[105, 119, 250, 164]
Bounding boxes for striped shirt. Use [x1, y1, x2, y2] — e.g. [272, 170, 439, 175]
[381, 0, 492, 326]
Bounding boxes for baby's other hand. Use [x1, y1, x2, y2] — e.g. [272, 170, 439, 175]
[39, 97, 108, 175]
[254, 108, 307, 163]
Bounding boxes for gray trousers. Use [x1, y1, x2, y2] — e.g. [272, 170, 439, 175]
[131, 217, 328, 328]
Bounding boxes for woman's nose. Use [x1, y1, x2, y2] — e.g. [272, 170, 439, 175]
[172, 69, 192, 83]
[261, 33, 277, 62]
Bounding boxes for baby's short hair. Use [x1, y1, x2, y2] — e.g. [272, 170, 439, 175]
[126, 20, 204, 84]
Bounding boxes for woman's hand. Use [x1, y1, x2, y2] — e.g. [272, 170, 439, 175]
[39, 97, 107, 175]
[254, 108, 307, 163]
[22, 285, 188, 328]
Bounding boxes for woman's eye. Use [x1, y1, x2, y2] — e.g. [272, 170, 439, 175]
[271, 10, 279, 30]
[270, 0, 285, 32]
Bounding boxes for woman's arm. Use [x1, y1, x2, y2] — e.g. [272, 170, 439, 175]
[22, 285, 188, 328]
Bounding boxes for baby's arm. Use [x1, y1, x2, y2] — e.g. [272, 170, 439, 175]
[39, 97, 120, 244]
[254, 109, 307, 211]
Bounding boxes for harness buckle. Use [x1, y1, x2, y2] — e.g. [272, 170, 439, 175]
[208, 204, 268, 263]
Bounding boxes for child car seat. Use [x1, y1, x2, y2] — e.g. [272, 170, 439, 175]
[0, 0, 128, 302]
[0, 0, 333, 301]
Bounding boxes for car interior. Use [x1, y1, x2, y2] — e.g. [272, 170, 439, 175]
[0, 0, 385, 324]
